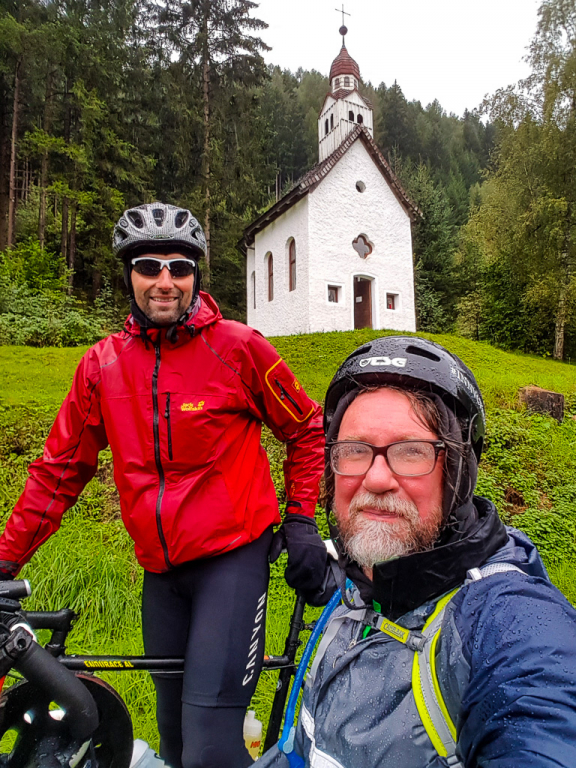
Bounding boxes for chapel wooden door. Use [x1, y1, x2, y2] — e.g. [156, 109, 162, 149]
[354, 277, 372, 329]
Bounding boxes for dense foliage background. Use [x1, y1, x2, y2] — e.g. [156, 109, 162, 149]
[2, 0, 575, 358]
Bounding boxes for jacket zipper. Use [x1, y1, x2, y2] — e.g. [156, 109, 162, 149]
[274, 378, 303, 415]
[152, 343, 172, 569]
[164, 392, 173, 461]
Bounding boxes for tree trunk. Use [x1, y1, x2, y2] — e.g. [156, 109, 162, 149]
[61, 79, 71, 270]
[553, 283, 566, 361]
[93, 269, 102, 298]
[202, 3, 211, 288]
[38, 153, 48, 248]
[67, 201, 77, 295]
[0, 74, 10, 251]
[7, 58, 22, 248]
[61, 196, 69, 267]
[553, 213, 574, 361]
[38, 72, 54, 248]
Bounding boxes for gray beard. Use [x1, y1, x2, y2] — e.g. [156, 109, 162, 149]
[336, 492, 442, 569]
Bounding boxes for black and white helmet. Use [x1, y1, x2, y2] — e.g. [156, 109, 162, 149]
[112, 202, 207, 260]
[324, 336, 486, 461]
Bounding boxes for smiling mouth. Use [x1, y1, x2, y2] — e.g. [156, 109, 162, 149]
[360, 509, 400, 520]
[150, 297, 178, 304]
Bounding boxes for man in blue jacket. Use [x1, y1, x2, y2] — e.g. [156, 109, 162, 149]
[257, 336, 576, 768]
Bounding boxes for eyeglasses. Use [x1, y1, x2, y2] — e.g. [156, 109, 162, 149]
[131, 257, 196, 278]
[329, 440, 445, 477]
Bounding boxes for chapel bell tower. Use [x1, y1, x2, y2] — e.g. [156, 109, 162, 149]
[318, 24, 374, 162]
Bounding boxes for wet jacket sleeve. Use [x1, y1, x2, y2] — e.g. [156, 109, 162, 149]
[454, 574, 576, 767]
[237, 330, 324, 518]
[0, 352, 108, 574]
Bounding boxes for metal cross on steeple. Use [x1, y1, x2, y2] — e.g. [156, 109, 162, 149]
[335, 4, 350, 42]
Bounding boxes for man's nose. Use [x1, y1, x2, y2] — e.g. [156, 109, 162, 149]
[362, 454, 400, 495]
[156, 265, 174, 289]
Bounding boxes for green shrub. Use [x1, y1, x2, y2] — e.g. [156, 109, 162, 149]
[0, 239, 67, 293]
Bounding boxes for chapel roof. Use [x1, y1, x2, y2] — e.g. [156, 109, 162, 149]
[242, 126, 420, 248]
[329, 44, 361, 81]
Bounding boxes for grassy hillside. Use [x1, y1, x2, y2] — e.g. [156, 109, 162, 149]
[0, 329, 575, 748]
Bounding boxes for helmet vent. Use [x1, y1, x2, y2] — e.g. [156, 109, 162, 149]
[406, 344, 441, 362]
[152, 208, 165, 226]
[347, 343, 373, 360]
[127, 211, 144, 228]
[175, 210, 189, 228]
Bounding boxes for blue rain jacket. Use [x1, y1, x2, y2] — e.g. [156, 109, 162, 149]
[257, 525, 576, 767]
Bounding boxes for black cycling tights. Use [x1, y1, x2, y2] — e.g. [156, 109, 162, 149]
[142, 528, 272, 768]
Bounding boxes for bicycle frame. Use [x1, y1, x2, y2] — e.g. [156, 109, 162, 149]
[19, 592, 309, 749]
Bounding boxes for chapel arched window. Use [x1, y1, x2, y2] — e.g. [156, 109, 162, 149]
[251, 270, 256, 309]
[288, 239, 296, 292]
[267, 253, 274, 302]
[335, 78, 340, 88]
[349, 110, 354, 122]
[325, 119, 329, 135]
[357, 114, 363, 124]
[330, 114, 334, 130]
[344, 76, 350, 88]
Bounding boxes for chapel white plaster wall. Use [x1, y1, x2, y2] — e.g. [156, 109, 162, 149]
[307, 138, 416, 333]
[247, 196, 310, 336]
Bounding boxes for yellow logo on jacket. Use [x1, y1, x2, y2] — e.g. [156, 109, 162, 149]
[181, 401, 205, 412]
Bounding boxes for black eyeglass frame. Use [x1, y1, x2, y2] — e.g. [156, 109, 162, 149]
[328, 439, 446, 477]
[131, 256, 196, 278]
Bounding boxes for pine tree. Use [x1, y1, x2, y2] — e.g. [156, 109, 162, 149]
[148, 0, 269, 286]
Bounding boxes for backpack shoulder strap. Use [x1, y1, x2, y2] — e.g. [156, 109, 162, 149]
[412, 562, 525, 766]
[412, 588, 461, 762]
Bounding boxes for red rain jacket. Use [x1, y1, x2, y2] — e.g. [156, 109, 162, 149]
[0, 293, 324, 573]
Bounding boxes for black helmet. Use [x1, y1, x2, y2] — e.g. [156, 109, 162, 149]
[324, 336, 485, 461]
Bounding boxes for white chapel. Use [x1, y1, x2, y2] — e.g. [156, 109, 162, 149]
[243, 28, 418, 336]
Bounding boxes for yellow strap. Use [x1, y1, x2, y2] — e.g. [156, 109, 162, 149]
[429, 629, 457, 741]
[411, 587, 460, 757]
[422, 588, 459, 631]
[378, 618, 410, 644]
[412, 651, 447, 757]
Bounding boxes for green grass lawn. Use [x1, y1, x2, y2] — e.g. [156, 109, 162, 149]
[1, 329, 575, 748]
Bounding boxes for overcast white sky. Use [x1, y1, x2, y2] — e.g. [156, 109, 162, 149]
[253, 0, 541, 117]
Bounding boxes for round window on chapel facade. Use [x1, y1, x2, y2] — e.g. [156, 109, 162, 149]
[356, 181, 366, 193]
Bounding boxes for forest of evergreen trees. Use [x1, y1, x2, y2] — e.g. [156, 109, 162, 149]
[1, 0, 576, 359]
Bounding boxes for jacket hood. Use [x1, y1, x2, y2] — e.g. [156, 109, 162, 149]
[124, 291, 222, 344]
[342, 496, 508, 620]
[484, 525, 549, 579]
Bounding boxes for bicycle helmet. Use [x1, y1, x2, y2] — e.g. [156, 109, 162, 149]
[113, 203, 206, 305]
[323, 335, 486, 531]
[113, 202, 206, 260]
[324, 336, 485, 461]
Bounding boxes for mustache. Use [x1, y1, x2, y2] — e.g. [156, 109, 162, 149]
[349, 491, 420, 521]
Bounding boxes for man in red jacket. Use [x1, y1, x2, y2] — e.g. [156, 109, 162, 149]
[0, 203, 326, 768]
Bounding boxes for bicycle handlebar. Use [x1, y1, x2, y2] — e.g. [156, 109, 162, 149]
[0, 580, 31, 601]
[3, 627, 99, 741]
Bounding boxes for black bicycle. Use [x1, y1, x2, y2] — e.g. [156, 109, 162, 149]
[0, 579, 312, 767]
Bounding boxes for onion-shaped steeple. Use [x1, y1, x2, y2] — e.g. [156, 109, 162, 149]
[329, 44, 360, 83]
[319, 24, 373, 161]
[329, 24, 360, 92]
